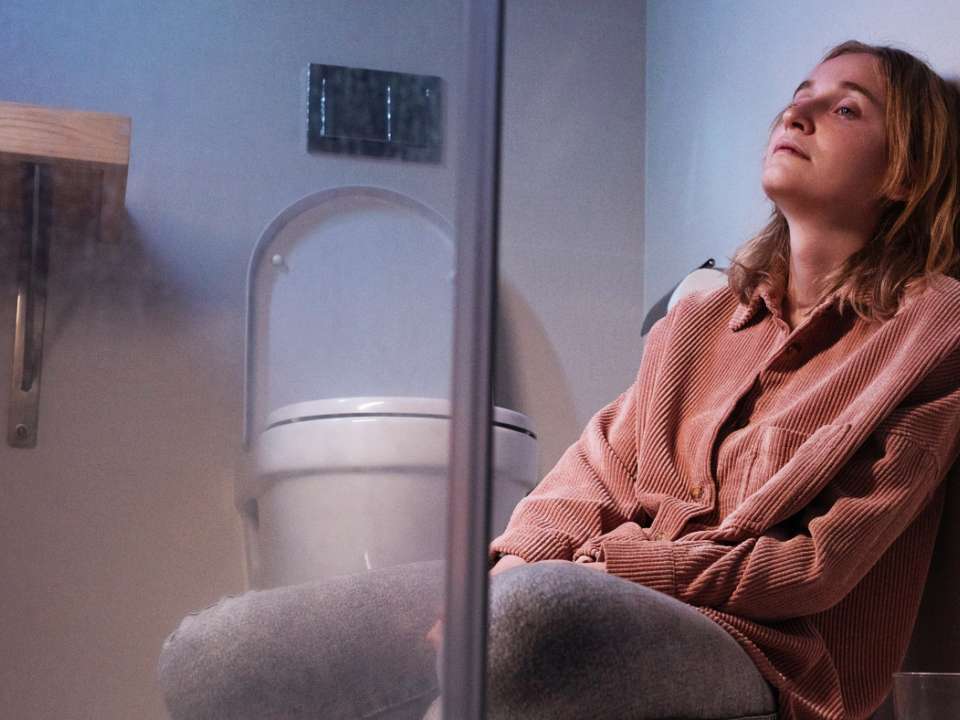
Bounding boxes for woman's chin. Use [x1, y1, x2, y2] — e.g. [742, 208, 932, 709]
[761, 175, 810, 207]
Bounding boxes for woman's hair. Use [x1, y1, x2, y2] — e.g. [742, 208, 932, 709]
[728, 40, 960, 321]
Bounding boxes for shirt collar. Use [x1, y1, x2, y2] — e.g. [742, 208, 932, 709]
[729, 282, 841, 332]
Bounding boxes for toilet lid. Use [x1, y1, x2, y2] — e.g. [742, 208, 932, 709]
[264, 396, 536, 438]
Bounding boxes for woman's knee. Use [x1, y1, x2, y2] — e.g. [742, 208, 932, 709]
[158, 585, 349, 720]
[486, 562, 615, 704]
[488, 561, 605, 633]
[485, 562, 777, 719]
[158, 563, 444, 720]
[158, 592, 258, 719]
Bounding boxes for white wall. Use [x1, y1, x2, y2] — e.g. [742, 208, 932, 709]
[644, 0, 960, 314]
[498, 0, 646, 475]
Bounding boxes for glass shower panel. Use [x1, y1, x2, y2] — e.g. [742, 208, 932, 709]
[0, 2, 507, 719]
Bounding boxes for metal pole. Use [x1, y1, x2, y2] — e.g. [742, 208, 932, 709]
[442, 0, 504, 717]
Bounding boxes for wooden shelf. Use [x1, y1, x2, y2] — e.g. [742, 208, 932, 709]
[0, 101, 131, 243]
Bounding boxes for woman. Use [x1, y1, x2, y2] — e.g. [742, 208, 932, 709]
[159, 40, 960, 720]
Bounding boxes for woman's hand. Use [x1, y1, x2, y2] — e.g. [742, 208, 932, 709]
[580, 561, 607, 571]
[575, 556, 607, 571]
[425, 615, 444, 654]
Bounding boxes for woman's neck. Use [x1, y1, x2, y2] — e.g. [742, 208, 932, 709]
[782, 219, 869, 329]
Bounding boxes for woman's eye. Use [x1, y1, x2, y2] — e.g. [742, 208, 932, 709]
[836, 105, 858, 118]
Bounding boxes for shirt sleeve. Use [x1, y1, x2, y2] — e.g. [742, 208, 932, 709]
[592, 346, 960, 621]
[488, 314, 673, 565]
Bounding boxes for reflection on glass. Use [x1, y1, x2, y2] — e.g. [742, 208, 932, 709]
[0, 1, 507, 718]
[894, 673, 960, 719]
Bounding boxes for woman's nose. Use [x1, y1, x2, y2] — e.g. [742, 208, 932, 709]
[782, 102, 812, 133]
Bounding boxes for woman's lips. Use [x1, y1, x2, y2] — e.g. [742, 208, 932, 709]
[774, 144, 809, 159]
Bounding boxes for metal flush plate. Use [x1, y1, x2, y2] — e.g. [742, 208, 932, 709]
[306, 63, 442, 162]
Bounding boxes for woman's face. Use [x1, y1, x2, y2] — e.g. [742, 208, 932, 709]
[761, 52, 892, 227]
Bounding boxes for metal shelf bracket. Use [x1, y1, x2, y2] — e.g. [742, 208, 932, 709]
[7, 162, 51, 448]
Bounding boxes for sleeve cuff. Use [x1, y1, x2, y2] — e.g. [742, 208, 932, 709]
[489, 526, 574, 563]
[600, 538, 676, 596]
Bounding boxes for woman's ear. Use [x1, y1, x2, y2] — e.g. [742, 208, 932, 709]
[881, 179, 909, 203]
[882, 167, 910, 203]
[888, 185, 909, 202]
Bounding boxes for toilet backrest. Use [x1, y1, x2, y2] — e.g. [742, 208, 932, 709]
[667, 266, 727, 311]
[243, 186, 455, 445]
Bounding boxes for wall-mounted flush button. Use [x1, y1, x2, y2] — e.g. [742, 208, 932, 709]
[307, 63, 442, 162]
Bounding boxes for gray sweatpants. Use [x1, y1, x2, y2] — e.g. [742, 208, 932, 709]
[157, 560, 778, 720]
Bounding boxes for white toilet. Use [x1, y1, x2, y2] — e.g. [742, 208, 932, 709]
[237, 187, 539, 589]
[237, 396, 537, 588]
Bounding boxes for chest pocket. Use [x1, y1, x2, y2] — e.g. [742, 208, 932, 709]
[738, 425, 812, 506]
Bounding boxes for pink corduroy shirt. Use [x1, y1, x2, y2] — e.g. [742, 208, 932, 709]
[489, 272, 960, 720]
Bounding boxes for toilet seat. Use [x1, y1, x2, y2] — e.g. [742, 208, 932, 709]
[265, 396, 536, 439]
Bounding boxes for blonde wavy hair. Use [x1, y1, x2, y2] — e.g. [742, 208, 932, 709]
[728, 40, 960, 321]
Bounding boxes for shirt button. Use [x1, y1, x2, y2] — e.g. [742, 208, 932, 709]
[689, 484, 702, 500]
[653, 532, 666, 541]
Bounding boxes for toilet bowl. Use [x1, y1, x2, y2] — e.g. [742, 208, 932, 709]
[237, 395, 538, 588]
